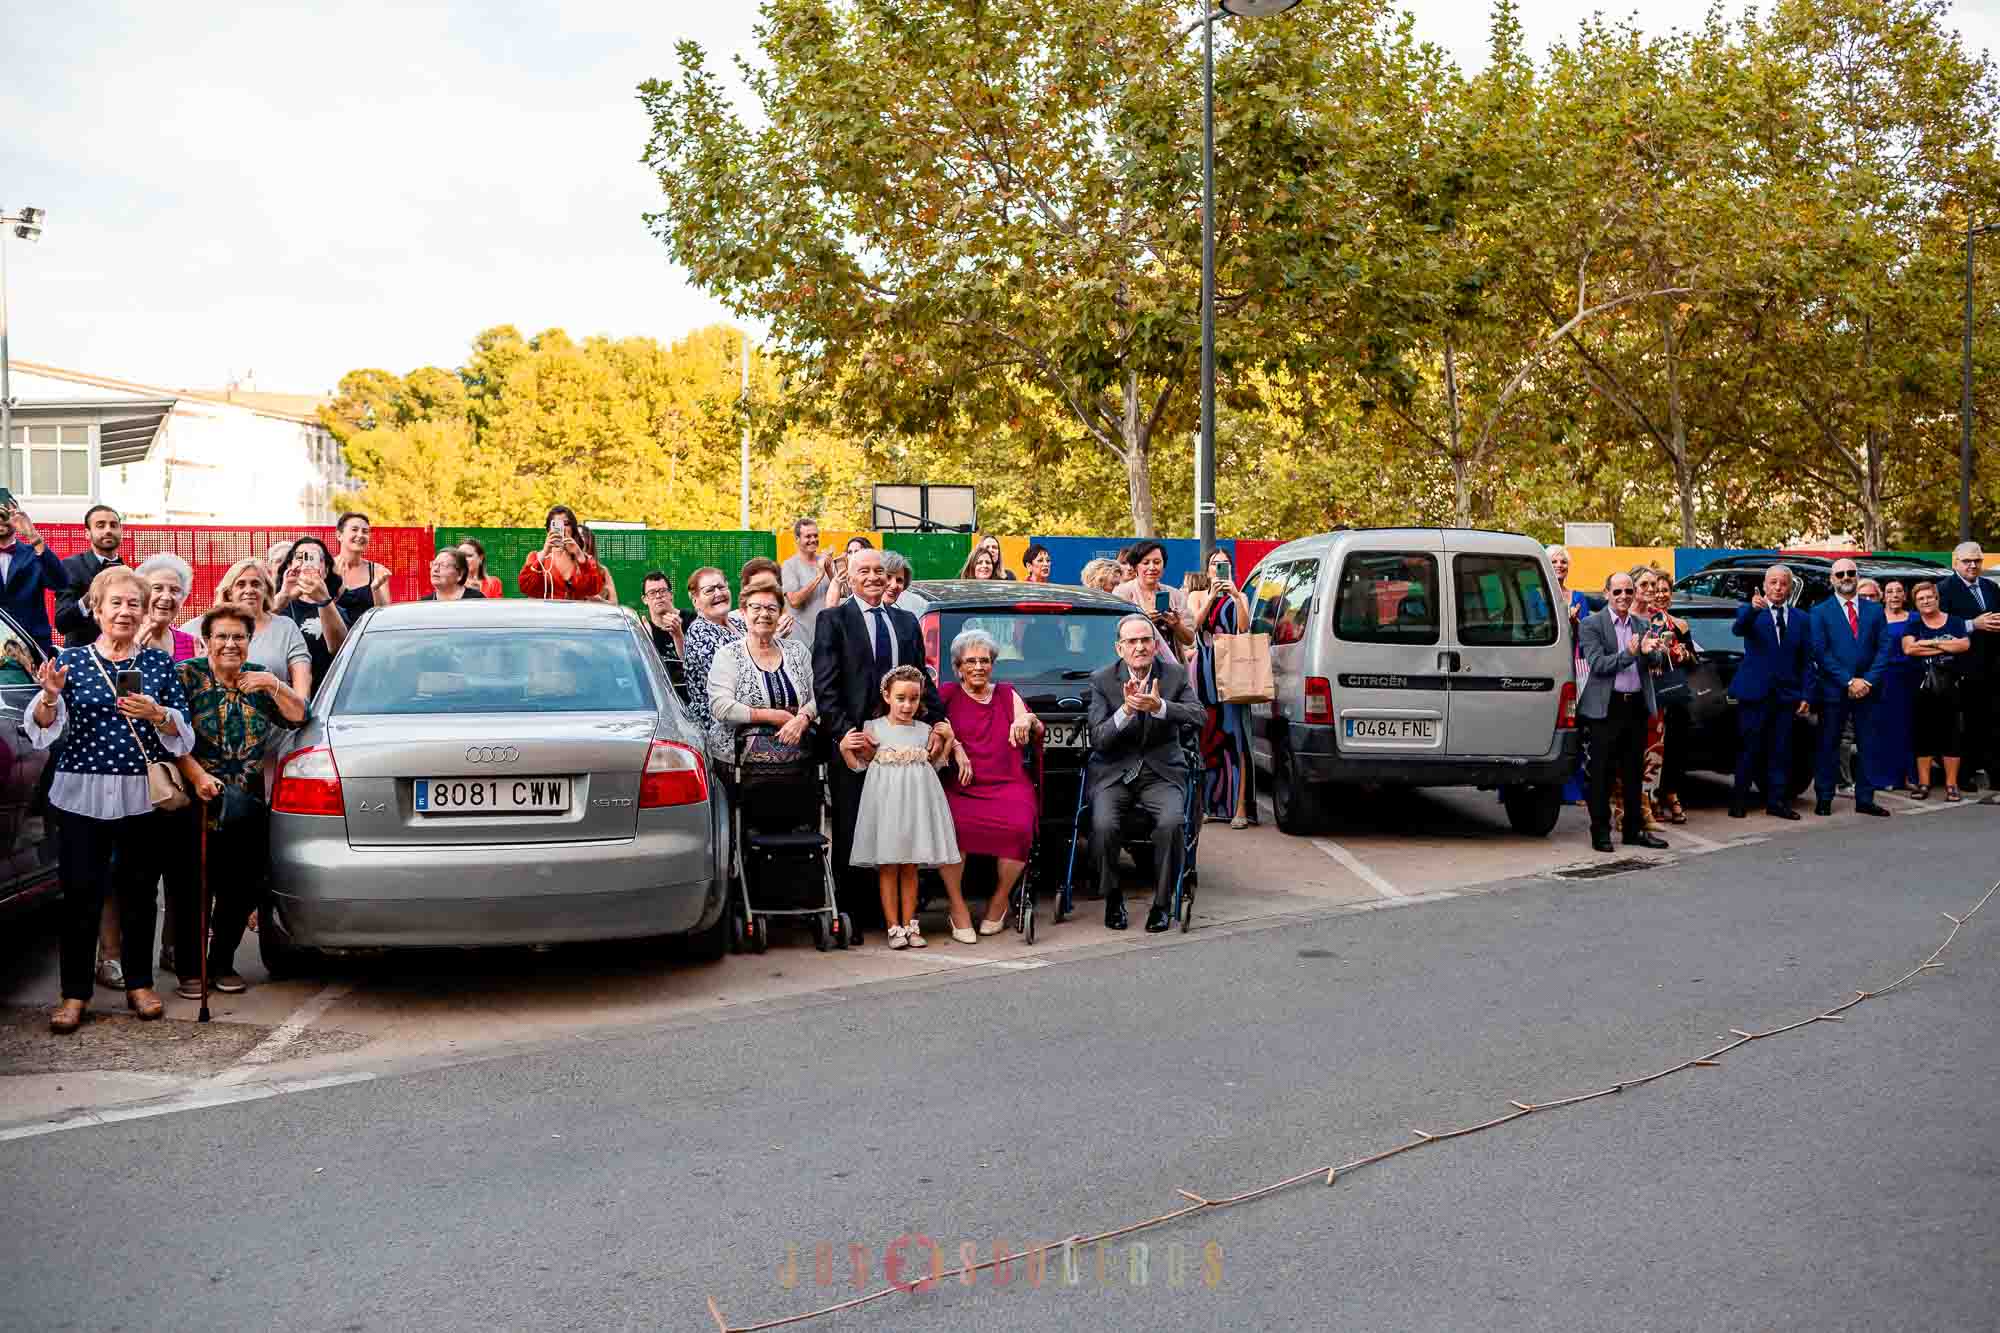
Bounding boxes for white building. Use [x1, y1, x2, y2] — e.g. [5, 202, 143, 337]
[2, 361, 349, 525]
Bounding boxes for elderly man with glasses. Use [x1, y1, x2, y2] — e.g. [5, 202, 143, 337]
[1937, 542, 2000, 792]
[1083, 613, 1206, 931]
[1578, 573, 1671, 853]
[1805, 558, 1895, 817]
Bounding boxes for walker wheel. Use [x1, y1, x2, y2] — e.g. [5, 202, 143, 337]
[812, 915, 832, 952]
[835, 913, 854, 950]
[750, 917, 769, 954]
[727, 914, 746, 955]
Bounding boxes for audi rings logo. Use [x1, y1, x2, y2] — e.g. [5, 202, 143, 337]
[465, 745, 520, 764]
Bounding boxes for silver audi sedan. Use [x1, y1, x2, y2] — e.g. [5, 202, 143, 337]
[261, 599, 729, 974]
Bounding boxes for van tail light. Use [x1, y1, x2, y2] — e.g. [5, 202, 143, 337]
[273, 745, 344, 816]
[639, 739, 708, 808]
[921, 611, 940, 676]
[1304, 676, 1333, 725]
[1557, 681, 1579, 730]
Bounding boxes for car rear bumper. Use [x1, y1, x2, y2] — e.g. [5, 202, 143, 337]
[1289, 724, 1580, 787]
[270, 816, 721, 947]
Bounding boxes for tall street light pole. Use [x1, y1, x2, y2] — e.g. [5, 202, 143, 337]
[739, 331, 751, 530]
[1199, 1, 1302, 563]
[1961, 219, 1998, 544]
[0, 206, 47, 493]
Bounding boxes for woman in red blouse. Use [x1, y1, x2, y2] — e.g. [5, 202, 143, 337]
[518, 505, 606, 600]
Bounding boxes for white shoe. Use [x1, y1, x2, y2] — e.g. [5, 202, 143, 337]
[951, 925, 977, 945]
[977, 918, 1005, 936]
[887, 925, 909, 950]
[906, 919, 927, 948]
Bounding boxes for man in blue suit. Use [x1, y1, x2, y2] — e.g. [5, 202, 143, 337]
[1806, 557, 1893, 817]
[0, 505, 70, 656]
[1728, 564, 1809, 820]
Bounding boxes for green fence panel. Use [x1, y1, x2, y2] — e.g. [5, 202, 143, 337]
[435, 527, 776, 613]
[884, 531, 972, 581]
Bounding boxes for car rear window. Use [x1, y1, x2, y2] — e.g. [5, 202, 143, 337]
[1452, 554, 1558, 647]
[334, 628, 658, 714]
[931, 609, 1121, 685]
[1335, 552, 1439, 645]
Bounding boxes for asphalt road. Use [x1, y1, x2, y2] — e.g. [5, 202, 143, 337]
[5, 810, 1997, 1332]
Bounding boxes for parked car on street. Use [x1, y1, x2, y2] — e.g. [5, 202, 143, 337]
[1246, 529, 1580, 838]
[262, 600, 728, 974]
[896, 579, 1132, 854]
[0, 609, 59, 922]
[1673, 553, 1975, 610]
[1665, 594, 1816, 801]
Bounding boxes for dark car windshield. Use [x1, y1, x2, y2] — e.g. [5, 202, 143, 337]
[335, 628, 658, 714]
[931, 609, 1123, 686]
[1680, 612, 1745, 657]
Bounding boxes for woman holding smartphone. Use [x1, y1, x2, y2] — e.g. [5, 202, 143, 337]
[1113, 540, 1193, 652]
[331, 512, 394, 623]
[518, 505, 606, 600]
[271, 537, 348, 695]
[28, 566, 193, 1034]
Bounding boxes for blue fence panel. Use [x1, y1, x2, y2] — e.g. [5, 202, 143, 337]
[1674, 547, 1776, 582]
[1034, 536, 1226, 588]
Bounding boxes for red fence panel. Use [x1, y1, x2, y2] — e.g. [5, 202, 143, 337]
[40, 524, 433, 632]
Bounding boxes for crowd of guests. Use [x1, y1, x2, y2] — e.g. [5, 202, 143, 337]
[1550, 541, 2000, 856]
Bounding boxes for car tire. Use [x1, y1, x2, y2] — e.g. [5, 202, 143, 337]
[1270, 740, 1327, 835]
[674, 907, 729, 965]
[257, 901, 312, 980]
[1502, 783, 1563, 837]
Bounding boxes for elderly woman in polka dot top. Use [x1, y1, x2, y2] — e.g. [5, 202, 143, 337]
[28, 565, 194, 1035]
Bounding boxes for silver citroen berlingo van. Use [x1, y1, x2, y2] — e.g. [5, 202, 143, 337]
[1247, 529, 1580, 836]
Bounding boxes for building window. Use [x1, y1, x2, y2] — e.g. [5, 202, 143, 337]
[5, 424, 93, 497]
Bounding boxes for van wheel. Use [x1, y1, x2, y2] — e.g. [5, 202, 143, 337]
[1502, 784, 1563, 837]
[257, 902, 313, 980]
[1271, 742, 1327, 835]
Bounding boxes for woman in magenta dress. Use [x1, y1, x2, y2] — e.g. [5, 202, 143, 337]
[935, 628, 1041, 944]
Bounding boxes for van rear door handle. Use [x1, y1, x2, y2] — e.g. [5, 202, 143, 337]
[1437, 651, 1461, 673]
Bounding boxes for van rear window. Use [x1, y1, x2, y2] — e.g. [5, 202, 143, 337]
[1335, 553, 1439, 645]
[1453, 555, 1558, 646]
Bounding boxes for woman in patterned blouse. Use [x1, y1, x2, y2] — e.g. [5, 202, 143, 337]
[169, 605, 309, 997]
[681, 565, 741, 735]
[28, 566, 194, 1034]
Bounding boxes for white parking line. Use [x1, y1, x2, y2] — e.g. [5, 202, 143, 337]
[0, 1072, 376, 1143]
[1311, 838, 1406, 900]
[1669, 827, 1724, 853]
[210, 983, 355, 1087]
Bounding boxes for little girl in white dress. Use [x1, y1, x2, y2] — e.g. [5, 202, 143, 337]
[846, 665, 962, 949]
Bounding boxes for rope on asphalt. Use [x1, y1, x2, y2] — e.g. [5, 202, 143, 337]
[705, 877, 2000, 1332]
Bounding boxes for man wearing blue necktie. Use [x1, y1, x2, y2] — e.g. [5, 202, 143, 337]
[1727, 565, 1809, 819]
[1937, 542, 2000, 792]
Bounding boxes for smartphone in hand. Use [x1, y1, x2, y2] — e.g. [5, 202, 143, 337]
[116, 669, 143, 697]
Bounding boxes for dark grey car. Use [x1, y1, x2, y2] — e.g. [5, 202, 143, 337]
[261, 599, 728, 973]
[0, 609, 58, 921]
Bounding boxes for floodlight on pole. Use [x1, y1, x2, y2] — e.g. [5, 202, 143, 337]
[1197, 2, 1303, 563]
[0, 206, 48, 494]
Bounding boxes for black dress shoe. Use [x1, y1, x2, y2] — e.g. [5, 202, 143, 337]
[1144, 908, 1171, 933]
[1855, 802, 1891, 817]
[1814, 799, 1833, 816]
[1591, 835, 1614, 853]
[1728, 803, 1747, 819]
[1104, 899, 1128, 930]
[1625, 831, 1669, 850]
[1766, 805, 1802, 821]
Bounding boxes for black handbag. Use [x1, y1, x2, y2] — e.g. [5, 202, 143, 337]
[213, 784, 269, 832]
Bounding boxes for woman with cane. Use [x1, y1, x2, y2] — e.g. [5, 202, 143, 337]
[171, 605, 309, 997]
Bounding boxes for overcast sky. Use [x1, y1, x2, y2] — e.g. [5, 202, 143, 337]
[4, 1, 1997, 395]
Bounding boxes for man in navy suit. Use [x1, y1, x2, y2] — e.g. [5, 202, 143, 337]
[1937, 541, 2000, 792]
[0, 505, 71, 656]
[1806, 557, 1893, 817]
[1728, 564, 1809, 820]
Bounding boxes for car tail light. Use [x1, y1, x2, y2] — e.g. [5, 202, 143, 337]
[273, 745, 343, 816]
[1011, 601, 1073, 612]
[921, 611, 940, 675]
[639, 739, 708, 808]
[1557, 681, 1579, 730]
[1304, 676, 1333, 725]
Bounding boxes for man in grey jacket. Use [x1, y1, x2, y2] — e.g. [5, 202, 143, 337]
[1085, 614, 1207, 931]
[1578, 573, 1670, 853]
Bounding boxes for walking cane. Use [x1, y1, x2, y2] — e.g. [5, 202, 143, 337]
[197, 798, 211, 1024]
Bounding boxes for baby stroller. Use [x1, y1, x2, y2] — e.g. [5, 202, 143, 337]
[723, 726, 851, 953]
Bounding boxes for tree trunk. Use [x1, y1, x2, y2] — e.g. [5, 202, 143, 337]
[1659, 301, 1697, 545]
[1444, 337, 1470, 526]
[1120, 373, 1157, 537]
